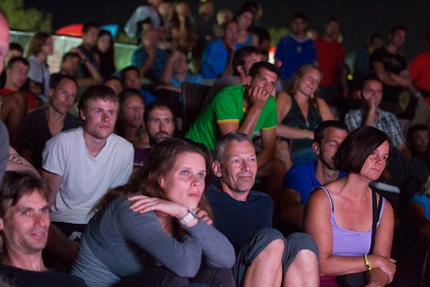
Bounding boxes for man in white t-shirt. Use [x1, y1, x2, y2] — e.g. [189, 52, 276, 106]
[42, 85, 133, 262]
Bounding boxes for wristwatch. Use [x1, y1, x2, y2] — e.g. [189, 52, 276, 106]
[178, 208, 197, 226]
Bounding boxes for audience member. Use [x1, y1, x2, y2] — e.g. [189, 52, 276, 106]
[201, 20, 240, 80]
[59, 50, 102, 88]
[115, 89, 150, 170]
[121, 65, 157, 104]
[193, 0, 217, 71]
[103, 76, 123, 96]
[276, 64, 334, 167]
[407, 124, 430, 169]
[207, 132, 319, 286]
[304, 126, 396, 287]
[234, 7, 258, 47]
[0, 171, 87, 286]
[94, 30, 116, 80]
[208, 45, 261, 100]
[281, 121, 348, 233]
[159, 49, 204, 94]
[370, 25, 421, 116]
[187, 61, 286, 215]
[76, 22, 100, 80]
[345, 75, 412, 158]
[26, 32, 54, 103]
[0, 57, 39, 149]
[0, 8, 9, 185]
[0, 42, 23, 88]
[131, 27, 170, 83]
[41, 85, 133, 266]
[168, 0, 196, 52]
[409, 29, 430, 105]
[124, 0, 164, 39]
[315, 17, 347, 109]
[275, 12, 317, 88]
[71, 138, 235, 287]
[19, 74, 81, 171]
[0, 57, 38, 110]
[242, 1, 270, 51]
[353, 33, 384, 87]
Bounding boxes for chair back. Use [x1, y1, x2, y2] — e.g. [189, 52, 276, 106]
[181, 82, 211, 136]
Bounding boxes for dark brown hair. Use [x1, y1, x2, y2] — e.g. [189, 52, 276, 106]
[334, 126, 391, 181]
[78, 85, 119, 112]
[93, 138, 213, 216]
[0, 171, 49, 218]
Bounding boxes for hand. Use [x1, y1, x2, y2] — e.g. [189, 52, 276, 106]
[9, 152, 24, 164]
[369, 254, 397, 283]
[364, 95, 378, 112]
[128, 195, 187, 219]
[248, 86, 271, 111]
[194, 208, 212, 225]
[70, 47, 85, 60]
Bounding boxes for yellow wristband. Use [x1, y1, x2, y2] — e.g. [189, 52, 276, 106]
[364, 254, 372, 271]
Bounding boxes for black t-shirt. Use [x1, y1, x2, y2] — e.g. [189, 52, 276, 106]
[370, 47, 407, 104]
[0, 264, 87, 287]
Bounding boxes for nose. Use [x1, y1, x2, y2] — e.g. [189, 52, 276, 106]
[241, 159, 250, 170]
[34, 213, 47, 227]
[102, 112, 110, 122]
[191, 174, 202, 186]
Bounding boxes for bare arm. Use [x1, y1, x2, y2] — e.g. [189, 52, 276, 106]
[70, 48, 103, 86]
[42, 170, 63, 208]
[7, 147, 39, 177]
[408, 202, 430, 240]
[372, 62, 399, 86]
[251, 33, 259, 48]
[281, 189, 304, 229]
[257, 128, 276, 169]
[316, 98, 335, 121]
[160, 52, 177, 85]
[397, 143, 412, 158]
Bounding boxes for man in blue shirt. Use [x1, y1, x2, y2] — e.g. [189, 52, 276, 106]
[281, 120, 348, 232]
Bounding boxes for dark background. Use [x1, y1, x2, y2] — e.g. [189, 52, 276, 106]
[25, 0, 430, 62]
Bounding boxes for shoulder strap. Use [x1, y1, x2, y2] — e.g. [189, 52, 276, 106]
[369, 188, 383, 254]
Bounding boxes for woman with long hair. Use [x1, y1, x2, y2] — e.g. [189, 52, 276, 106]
[26, 32, 54, 103]
[234, 6, 258, 47]
[94, 30, 116, 80]
[276, 64, 334, 166]
[304, 126, 396, 287]
[168, 1, 196, 52]
[71, 138, 235, 287]
[115, 89, 150, 169]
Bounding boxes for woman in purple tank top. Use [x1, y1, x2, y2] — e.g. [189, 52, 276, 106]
[304, 126, 396, 287]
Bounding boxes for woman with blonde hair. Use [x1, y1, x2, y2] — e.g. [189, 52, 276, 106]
[276, 64, 334, 166]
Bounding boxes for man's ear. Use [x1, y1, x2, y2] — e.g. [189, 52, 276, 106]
[79, 109, 86, 121]
[0, 218, 4, 231]
[245, 75, 252, 86]
[312, 142, 321, 156]
[48, 88, 54, 99]
[237, 65, 245, 76]
[212, 161, 222, 178]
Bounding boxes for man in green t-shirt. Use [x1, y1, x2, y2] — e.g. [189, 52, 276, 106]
[187, 61, 286, 215]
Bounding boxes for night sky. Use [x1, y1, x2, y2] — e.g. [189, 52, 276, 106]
[24, 0, 430, 62]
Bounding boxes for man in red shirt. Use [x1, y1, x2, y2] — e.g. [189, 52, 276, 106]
[316, 17, 347, 113]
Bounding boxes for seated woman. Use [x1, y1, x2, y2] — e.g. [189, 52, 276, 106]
[304, 126, 396, 287]
[168, 1, 196, 52]
[94, 30, 116, 80]
[115, 89, 150, 170]
[234, 6, 259, 47]
[71, 138, 236, 287]
[276, 64, 334, 166]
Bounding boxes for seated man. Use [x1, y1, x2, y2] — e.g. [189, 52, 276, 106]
[186, 61, 286, 212]
[42, 85, 133, 268]
[134, 100, 176, 167]
[59, 51, 102, 88]
[407, 124, 430, 169]
[201, 20, 241, 80]
[19, 74, 82, 171]
[1, 56, 40, 149]
[207, 132, 319, 286]
[345, 74, 412, 158]
[121, 65, 157, 105]
[281, 120, 348, 233]
[0, 171, 86, 286]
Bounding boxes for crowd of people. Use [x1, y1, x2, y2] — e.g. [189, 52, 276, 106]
[0, 0, 430, 286]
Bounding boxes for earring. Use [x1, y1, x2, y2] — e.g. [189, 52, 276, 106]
[310, 94, 314, 99]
